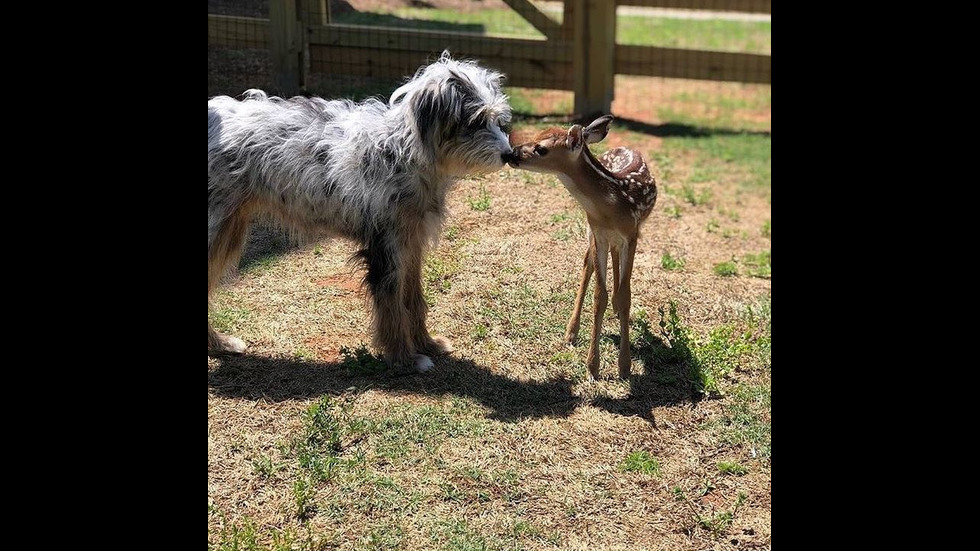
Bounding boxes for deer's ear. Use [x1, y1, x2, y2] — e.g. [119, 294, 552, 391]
[584, 115, 613, 144]
[567, 125, 584, 150]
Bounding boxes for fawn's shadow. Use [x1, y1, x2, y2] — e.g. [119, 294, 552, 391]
[588, 315, 706, 423]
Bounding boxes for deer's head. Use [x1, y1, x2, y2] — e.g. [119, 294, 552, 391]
[505, 116, 613, 173]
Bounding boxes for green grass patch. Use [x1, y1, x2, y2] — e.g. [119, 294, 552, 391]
[618, 16, 771, 54]
[367, 403, 488, 462]
[473, 282, 575, 345]
[681, 183, 712, 206]
[292, 476, 318, 519]
[251, 454, 275, 478]
[294, 397, 345, 482]
[467, 183, 491, 212]
[665, 134, 771, 192]
[209, 307, 251, 333]
[661, 252, 686, 271]
[425, 254, 461, 297]
[717, 461, 748, 476]
[335, 7, 544, 37]
[339, 344, 387, 375]
[663, 205, 682, 219]
[713, 261, 738, 277]
[762, 219, 771, 238]
[633, 298, 770, 397]
[548, 211, 585, 242]
[209, 509, 259, 551]
[710, 384, 771, 460]
[619, 451, 661, 476]
[743, 251, 771, 278]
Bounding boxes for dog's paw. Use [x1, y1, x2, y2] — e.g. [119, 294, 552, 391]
[414, 354, 434, 373]
[426, 336, 454, 355]
[211, 335, 247, 355]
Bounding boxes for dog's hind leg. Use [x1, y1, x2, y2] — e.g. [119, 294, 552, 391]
[208, 200, 251, 355]
[363, 232, 424, 371]
[402, 235, 453, 358]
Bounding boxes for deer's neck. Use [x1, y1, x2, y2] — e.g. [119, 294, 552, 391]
[554, 148, 622, 209]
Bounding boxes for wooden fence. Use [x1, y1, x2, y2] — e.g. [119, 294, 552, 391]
[208, 0, 771, 115]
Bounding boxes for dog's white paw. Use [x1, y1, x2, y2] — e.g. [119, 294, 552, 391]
[414, 355, 434, 373]
[213, 335, 247, 355]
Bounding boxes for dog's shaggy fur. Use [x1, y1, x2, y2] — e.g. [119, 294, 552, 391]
[208, 53, 513, 372]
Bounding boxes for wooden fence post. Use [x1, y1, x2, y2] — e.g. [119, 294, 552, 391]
[301, 0, 331, 26]
[270, 0, 301, 96]
[572, 0, 616, 117]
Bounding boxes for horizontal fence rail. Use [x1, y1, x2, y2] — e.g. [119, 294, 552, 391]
[208, 0, 771, 114]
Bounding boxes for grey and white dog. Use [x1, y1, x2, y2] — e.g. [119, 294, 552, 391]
[209, 52, 515, 372]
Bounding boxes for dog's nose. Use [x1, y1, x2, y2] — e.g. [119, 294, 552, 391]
[501, 151, 519, 167]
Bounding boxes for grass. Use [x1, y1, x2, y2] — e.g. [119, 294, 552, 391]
[634, 297, 770, 398]
[665, 134, 771, 192]
[424, 254, 461, 298]
[209, 307, 251, 334]
[709, 384, 772, 460]
[743, 251, 771, 278]
[681, 184, 712, 206]
[209, 509, 259, 551]
[713, 260, 738, 277]
[333, 7, 771, 55]
[467, 183, 491, 212]
[618, 16, 771, 54]
[335, 7, 546, 37]
[661, 252, 686, 271]
[251, 454, 275, 478]
[339, 344, 387, 375]
[762, 220, 771, 238]
[717, 461, 748, 476]
[619, 451, 662, 476]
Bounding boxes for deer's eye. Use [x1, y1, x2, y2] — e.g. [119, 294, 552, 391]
[534, 145, 549, 156]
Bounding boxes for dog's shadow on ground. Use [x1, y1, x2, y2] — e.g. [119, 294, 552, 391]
[209, 319, 702, 424]
[209, 353, 579, 421]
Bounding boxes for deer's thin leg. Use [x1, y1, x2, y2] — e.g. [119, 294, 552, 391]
[614, 237, 638, 378]
[611, 247, 621, 314]
[565, 233, 595, 344]
[586, 235, 610, 379]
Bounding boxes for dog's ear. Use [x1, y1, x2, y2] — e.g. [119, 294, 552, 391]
[412, 72, 479, 144]
[567, 125, 585, 151]
[584, 115, 613, 144]
[411, 84, 447, 143]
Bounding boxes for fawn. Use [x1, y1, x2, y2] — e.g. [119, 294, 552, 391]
[508, 116, 657, 379]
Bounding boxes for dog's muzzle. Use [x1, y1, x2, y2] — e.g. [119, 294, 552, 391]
[501, 151, 519, 167]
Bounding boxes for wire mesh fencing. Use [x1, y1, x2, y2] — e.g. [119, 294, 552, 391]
[208, 0, 770, 133]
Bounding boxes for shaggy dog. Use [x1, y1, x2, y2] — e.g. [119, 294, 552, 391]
[208, 52, 515, 372]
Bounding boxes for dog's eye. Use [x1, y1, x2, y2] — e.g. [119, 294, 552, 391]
[534, 145, 549, 156]
[499, 122, 512, 134]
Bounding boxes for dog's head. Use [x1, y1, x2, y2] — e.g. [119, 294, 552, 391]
[390, 52, 514, 176]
